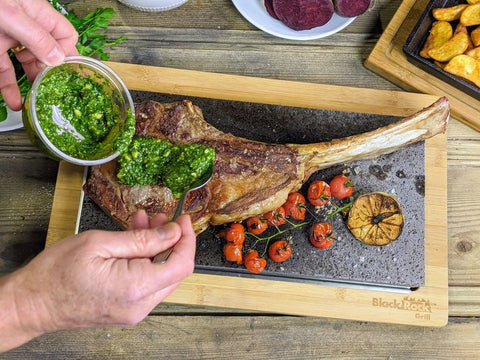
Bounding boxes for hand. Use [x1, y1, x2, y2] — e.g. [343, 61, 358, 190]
[10, 211, 196, 339]
[0, 0, 78, 110]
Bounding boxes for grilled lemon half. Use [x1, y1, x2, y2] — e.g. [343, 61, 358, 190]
[347, 192, 404, 246]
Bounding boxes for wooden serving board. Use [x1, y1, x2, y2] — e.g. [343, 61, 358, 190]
[365, 0, 480, 132]
[46, 62, 448, 326]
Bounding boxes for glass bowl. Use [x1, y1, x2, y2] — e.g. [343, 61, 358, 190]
[22, 56, 134, 166]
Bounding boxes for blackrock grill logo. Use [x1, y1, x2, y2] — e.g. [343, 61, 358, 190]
[372, 296, 433, 313]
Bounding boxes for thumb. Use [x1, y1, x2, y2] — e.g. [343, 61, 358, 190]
[93, 222, 182, 259]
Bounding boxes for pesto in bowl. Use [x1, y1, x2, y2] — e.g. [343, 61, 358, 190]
[23, 56, 134, 166]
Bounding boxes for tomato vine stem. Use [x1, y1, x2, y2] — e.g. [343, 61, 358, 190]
[246, 221, 308, 257]
[326, 197, 356, 218]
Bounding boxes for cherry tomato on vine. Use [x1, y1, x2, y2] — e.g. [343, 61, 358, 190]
[307, 180, 331, 206]
[220, 223, 245, 245]
[309, 222, 334, 249]
[243, 250, 267, 274]
[283, 192, 306, 221]
[268, 240, 292, 263]
[245, 216, 268, 235]
[264, 206, 287, 227]
[329, 174, 354, 199]
[223, 243, 243, 264]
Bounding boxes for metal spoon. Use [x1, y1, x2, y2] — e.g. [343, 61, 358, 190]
[153, 164, 214, 264]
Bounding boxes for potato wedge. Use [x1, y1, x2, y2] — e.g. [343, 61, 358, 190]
[467, 0, 480, 4]
[433, 4, 468, 21]
[420, 21, 453, 58]
[471, 26, 480, 46]
[428, 32, 470, 62]
[461, 4, 480, 26]
[444, 54, 480, 87]
[454, 23, 474, 51]
[467, 46, 480, 60]
[434, 60, 448, 69]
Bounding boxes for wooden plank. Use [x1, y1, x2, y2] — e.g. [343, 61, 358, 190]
[449, 286, 480, 316]
[447, 119, 480, 294]
[5, 316, 480, 359]
[45, 63, 448, 326]
[448, 166, 480, 286]
[67, 0, 399, 91]
[0, 155, 58, 273]
[103, 28, 384, 89]
[365, 0, 480, 132]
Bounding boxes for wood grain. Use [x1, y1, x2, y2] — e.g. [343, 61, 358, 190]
[6, 317, 480, 359]
[1, 0, 479, 356]
[67, 0, 401, 90]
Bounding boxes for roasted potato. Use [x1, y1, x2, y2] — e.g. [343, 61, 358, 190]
[471, 26, 480, 46]
[461, 4, 480, 26]
[467, 46, 480, 59]
[433, 4, 468, 21]
[454, 23, 474, 51]
[434, 60, 448, 69]
[428, 32, 470, 62]
[421, 1, 480, 90]
[444, 54, 480, 87]
[420, 21, 453, 58]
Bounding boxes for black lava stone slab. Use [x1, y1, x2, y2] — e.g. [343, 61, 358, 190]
[78, 91, 425, 289]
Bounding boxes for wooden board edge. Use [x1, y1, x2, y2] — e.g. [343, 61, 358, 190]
[45, 161, 84, 248]
[105, 61, 441, 116]
[45, 65, 449, 326]
[364, 0, 480, 132]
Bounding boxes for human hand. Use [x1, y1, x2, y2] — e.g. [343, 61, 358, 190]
[11, 211, 195, 337]
[0, 0, 78, 110]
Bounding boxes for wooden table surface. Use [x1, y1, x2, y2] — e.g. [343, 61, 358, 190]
[1, 0, 479, 358]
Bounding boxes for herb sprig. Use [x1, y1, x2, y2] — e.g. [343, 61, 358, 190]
[246, 220, 308, 257]
[0, 1, 126, 122]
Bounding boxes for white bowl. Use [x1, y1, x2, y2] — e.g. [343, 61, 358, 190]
[117, 0, 189, 12]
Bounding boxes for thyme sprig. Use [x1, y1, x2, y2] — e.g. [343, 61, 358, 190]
[246, 220, 308, 257]
[326, 198, 356, 218]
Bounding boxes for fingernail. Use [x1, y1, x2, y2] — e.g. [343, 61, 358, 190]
[156, 223, 176, 240]
[45, 46, 64, 66]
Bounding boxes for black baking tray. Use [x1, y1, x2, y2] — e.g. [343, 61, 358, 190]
[403, 0, 480, 101]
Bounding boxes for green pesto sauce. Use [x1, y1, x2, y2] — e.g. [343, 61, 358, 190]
[35, 65, 124, 160]
[117, 137, 215, 198]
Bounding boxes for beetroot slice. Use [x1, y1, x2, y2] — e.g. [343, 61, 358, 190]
[334, 0, 370, 17]
[264, 0, 279, 20]
[272, 0, 335, 31]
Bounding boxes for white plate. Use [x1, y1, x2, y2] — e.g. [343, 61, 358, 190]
[231, 0, 356, 40]
[0, 107, 23, 132]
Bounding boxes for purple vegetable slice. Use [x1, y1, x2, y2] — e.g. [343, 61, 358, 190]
[334, 0, 371, 18]
[272, 0, 335, 31]
[265, 0, 279, 19]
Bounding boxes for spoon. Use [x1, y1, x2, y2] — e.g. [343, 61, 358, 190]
[153, 164, 214, 264]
